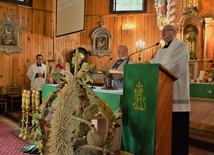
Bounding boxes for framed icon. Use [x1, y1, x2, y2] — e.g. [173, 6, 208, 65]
[90, 18, 112, 57]
[44, 60, 55, 84]
[0, 12, 22, 55]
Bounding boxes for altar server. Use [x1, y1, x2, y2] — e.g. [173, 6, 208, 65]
[27, 54, 46, 92]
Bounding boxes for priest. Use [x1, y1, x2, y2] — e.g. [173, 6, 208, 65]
[151, 24, 190, 155]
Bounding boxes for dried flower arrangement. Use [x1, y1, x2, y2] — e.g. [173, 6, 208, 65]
[29, 52, 122, 155]
[207, 67, 214, 83]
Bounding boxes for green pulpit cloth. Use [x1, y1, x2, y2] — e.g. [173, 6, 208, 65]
[121, 64, 159, 155]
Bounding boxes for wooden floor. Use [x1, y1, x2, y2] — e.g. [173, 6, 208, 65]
[190, 99, 214, 131]
[190, 99, 214, 144]
[189, 99, 214, 155]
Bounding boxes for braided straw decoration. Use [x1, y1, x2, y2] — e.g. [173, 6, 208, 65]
[155, 0, 177, 30]
[155, 0, 167, 30]
[166, 0, 176, 26]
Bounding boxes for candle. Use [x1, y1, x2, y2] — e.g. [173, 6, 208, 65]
[135, 42, 139, 50]
[139, 39, 143, 49]
[26, 91, 30, 109]
[31, 90, 35, 108]
[22, 90, 26, 108]
[136, 39, 145, 51]
[35, 91, 40, 110]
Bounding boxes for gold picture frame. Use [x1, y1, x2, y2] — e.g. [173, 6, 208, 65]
[44, 60, 55, 84]
[0, 12, 22, 55]
[90, 18, 112, 57]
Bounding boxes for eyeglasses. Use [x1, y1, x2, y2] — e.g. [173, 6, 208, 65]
[161, 28, 175, 32]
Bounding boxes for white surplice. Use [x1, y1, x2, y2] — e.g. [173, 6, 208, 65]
[151, 38, 190, 112]
[27, 63, 46, 91]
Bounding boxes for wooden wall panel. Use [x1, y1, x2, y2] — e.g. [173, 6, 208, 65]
[32, 0, 54, 12]
[0, 0, 160, 92]
[82, 0, 160, 73]
[54, 33, 80, 63]
[81, 14, 160, 70]
[85, 0, 110, 15]
[0, 1, 58, 92]
[147, 0, 157, 13]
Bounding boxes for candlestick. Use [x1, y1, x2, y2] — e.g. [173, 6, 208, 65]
[19, 90, 26, 138]
[23, 90, 31, 140]
[22, 90, 26, 108]
[30, 90, 36, 138]
[23, 107, 30, 140]
[31, 90, 35, 111]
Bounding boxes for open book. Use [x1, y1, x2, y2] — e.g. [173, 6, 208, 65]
[96, 69, 123, 80]
[109, 69, 123, 80]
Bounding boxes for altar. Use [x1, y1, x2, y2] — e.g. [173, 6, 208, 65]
[42, 84, 122, 111]
[42, 84, 58, 101]
[190, 83, 214, 100]
[92, 86, 123, 111]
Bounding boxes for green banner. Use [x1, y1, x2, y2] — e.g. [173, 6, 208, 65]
[121, 64, 159, 155]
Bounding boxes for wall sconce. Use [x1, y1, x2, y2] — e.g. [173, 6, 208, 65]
[122, 23, 135, 33]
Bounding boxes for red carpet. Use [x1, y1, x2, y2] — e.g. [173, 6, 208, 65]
[0, 120, 28, 155]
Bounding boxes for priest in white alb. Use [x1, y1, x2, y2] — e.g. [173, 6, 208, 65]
[151, 24, 190, 155]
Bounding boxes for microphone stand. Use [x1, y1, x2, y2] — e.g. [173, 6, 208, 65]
[90, 82, 95, 89]
[126, 42, 160, 64]
[100, 58, 113, 71]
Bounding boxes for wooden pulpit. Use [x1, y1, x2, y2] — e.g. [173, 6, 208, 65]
[121, 64, 177, 155]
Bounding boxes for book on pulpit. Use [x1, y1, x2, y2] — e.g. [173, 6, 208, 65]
[109, 69, 123, 80]
[96, 69, 123, 80]
[96, 71, 106, 80]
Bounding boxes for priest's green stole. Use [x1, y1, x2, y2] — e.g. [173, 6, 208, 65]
[121, 64, 159, 155]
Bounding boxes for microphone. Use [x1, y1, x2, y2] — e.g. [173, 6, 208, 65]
[126, 42, 160, 64]
[100, 57, 113, 69]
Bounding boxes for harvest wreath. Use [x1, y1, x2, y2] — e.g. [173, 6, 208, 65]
[21, 51, 122, 155]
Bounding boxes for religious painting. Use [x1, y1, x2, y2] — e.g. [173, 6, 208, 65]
[44, 60, 55, 84]
[91, 18, 112, 57]
[96, 36, 108, 50]
[0, 12, 22, 55]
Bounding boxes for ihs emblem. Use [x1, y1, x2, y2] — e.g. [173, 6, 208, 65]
[133, 81, 146, 111]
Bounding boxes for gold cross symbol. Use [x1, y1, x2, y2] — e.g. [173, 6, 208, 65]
[208, 89, 212, 94]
